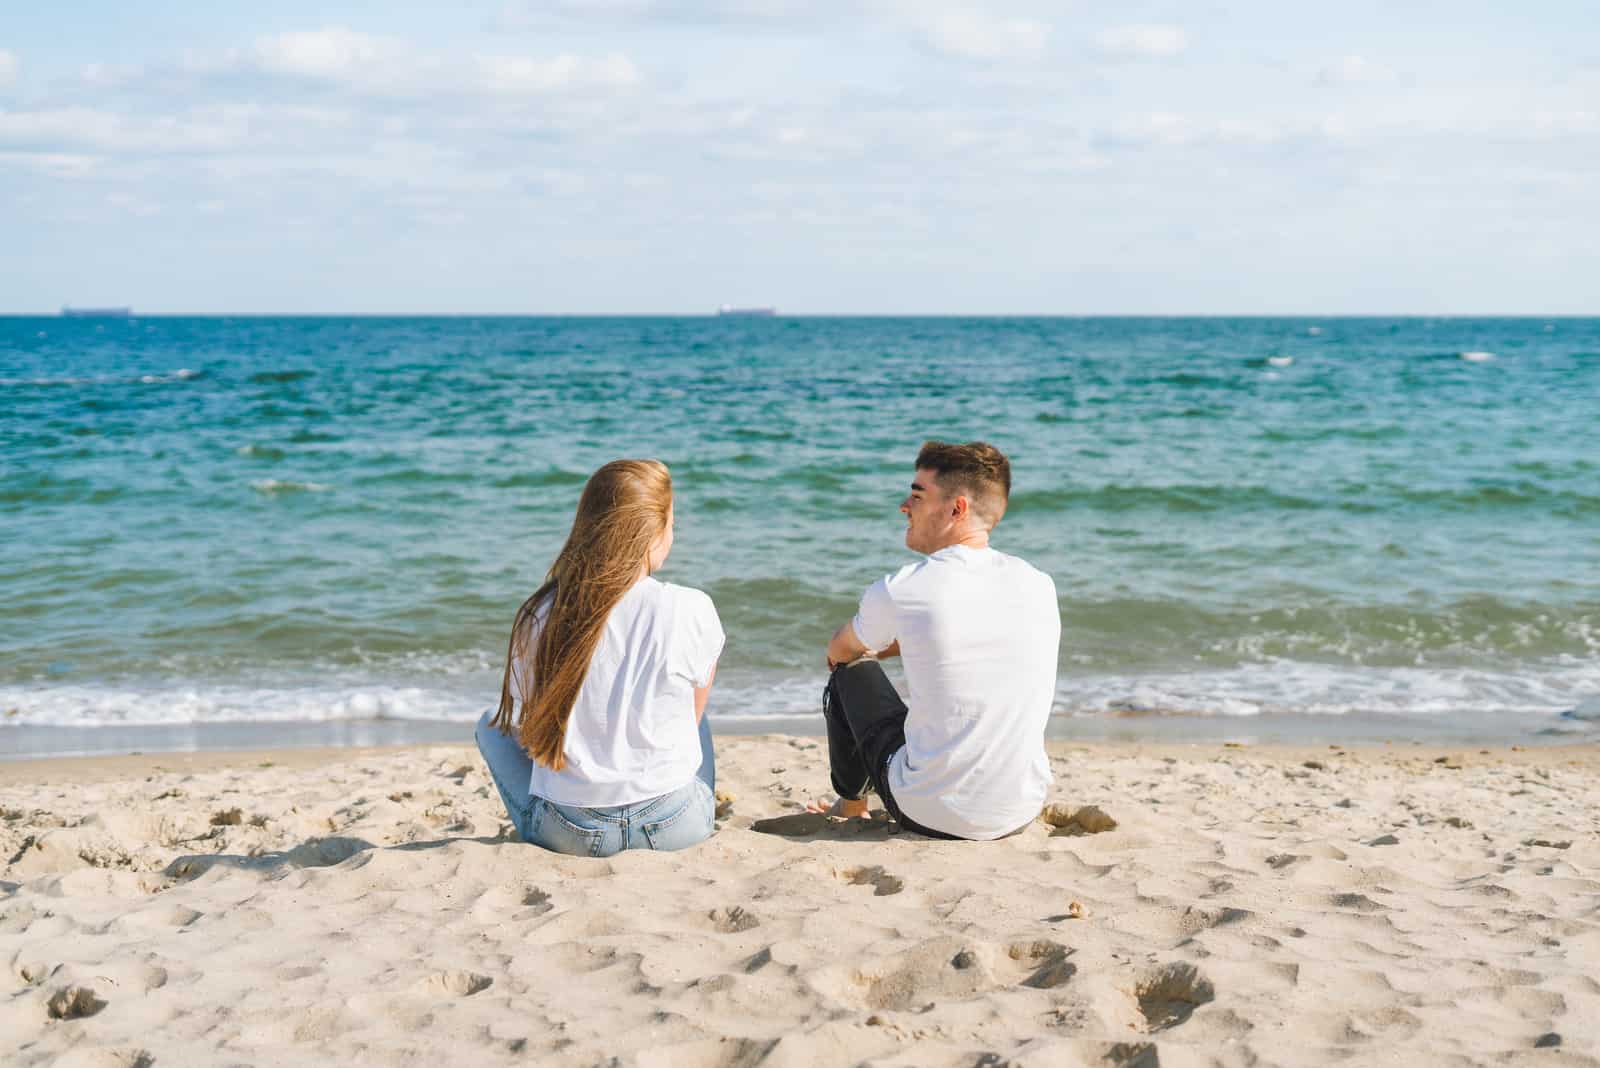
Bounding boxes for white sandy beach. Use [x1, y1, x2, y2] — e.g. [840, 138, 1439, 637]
[3, 736, 1598, 1066]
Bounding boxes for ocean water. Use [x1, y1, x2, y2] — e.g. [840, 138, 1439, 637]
[3, 316, 1598, 750]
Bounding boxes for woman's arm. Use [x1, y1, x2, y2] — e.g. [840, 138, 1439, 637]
[693, 662, 717, 723]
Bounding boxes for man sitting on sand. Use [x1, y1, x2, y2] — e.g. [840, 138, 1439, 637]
[814, 441, 1061, 840]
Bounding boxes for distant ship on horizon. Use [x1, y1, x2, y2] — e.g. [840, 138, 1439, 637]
[62, 306, 133, 318]
[716, 305, 776, 318]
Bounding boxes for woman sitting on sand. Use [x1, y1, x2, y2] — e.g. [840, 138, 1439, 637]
[475, 459, 723, 856]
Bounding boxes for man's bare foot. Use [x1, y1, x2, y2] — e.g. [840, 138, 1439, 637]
[805, 796, 870, 819]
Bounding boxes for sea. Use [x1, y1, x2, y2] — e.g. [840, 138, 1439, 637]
[3, 316, 1597, 757]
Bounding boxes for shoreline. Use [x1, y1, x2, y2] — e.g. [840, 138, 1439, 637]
[4, 735, 1597, 788]
[3, 709, 1593, 763]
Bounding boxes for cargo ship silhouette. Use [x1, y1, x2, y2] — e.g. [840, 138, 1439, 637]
[62, 306, 133, 318]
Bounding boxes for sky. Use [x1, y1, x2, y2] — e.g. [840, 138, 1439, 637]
[1, 2, 1597, 314]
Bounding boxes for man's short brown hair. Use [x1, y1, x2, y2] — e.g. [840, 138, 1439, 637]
[915, 440, 1011, 524]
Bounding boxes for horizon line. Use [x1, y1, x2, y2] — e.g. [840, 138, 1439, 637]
[5, 311, 1597, 319]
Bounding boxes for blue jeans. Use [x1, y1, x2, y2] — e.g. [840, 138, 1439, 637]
[474, 711, 717, 857]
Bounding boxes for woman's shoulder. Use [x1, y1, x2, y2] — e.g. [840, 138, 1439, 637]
[654, 579, 717, 613]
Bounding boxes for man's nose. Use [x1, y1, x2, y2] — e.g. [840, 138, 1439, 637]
[899, 498, 912, 514]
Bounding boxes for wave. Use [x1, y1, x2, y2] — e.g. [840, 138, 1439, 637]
[1006, 481, 1600, 516]
[4, 657, 1596, 730]
[1061, 596, 1600, 666]
[0, 368, 204, 389]
[0, 681, 485, 728]
[491, 467, 588, 488]
[1051, 659, 1600, 723]
[250, 479, 331, 495]
[1010, 484, 1325, 514]
[249, 370, 315, 384]
[235, 443, 287, 460]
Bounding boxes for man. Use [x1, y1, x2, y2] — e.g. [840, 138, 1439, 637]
[816, 440, 1061, 840]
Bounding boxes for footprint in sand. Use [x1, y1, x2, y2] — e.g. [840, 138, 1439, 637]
[55, 1050, 155, 1068]
[841, 866, 903, 896]
[1006, 940, 1076, 989]
[283, 836, 373, 868]
[709, 906, 760, 933]
[811, 937, 1074, 1014]
[46, 984, 107, 1020]
[420, 970, 493, 997]
[1128, 961, 1214, 1032]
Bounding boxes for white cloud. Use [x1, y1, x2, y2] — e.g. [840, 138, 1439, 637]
[0, 48, 18, 88]
[0, 106, 251, 154]
[1094, 24, 1187, 59]
[105, 191, 161, 217]
[0, 150, 100, 179]
[1094, 112, 1292, 150]
[254, 28, 396, 80]
[496, 0, 1052, 62]
[1315, 55, 1394, 87]
[909, 9, 1050, 61]
[138, 28, 647, 100]
[476, 52, 641, 93]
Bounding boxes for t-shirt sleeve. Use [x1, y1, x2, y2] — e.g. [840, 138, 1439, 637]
[505, 600, 549, 711]
[851, 576, 897, 652]
[508, 653, 528, 711]
[674, 588, 725, 688]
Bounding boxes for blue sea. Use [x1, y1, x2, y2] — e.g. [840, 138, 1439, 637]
[3, 316, 1597, 754]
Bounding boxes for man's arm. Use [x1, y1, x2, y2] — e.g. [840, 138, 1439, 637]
[826, 626, 900, 668]
[826, 620, 868, 669]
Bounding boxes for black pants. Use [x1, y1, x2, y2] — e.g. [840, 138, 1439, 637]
[823, 660, 960, 840]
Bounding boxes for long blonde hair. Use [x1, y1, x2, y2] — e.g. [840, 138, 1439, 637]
[492, 459, 672, 769]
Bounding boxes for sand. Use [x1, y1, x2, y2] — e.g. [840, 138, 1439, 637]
[2, 736, 1598, 1067]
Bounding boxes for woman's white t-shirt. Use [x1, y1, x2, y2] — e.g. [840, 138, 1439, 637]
[511, 577, 724, 808]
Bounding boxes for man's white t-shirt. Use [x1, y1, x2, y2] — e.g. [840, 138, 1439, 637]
[851, 544, 1060, 840]
[511, 577, 724, 808]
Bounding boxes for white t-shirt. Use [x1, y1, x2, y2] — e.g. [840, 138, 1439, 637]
[852, 544, 1060, 840]
[512, 577, 724, 808]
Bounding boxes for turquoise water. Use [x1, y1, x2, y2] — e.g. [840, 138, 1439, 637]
[3, 316, 1597, 742]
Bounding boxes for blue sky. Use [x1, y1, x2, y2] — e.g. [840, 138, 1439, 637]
[2, 2, 1596, 313]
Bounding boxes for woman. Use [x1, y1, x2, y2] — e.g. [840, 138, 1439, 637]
[475, 459, 723, 856]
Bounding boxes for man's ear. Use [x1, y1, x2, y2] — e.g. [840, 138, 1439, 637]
[951, 495, 969, 520]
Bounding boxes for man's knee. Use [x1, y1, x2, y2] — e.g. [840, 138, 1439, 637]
[831, 658, 890, 709]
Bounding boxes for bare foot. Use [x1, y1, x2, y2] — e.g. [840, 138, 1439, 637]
[805, 796, 870, 819]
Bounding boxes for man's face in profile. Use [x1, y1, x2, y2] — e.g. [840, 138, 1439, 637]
[901, 468, 956, 554]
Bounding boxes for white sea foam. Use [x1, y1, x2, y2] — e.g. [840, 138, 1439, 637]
[1460, 350, 1495, 362]
[250, 479, 331, 495]
[4, 660, 1595, 734]
[1, 368, 203, 388]
[1267, 355, 1294, 368]
[1053, 659, 1600, 725]
[0, 681, 485, 728]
